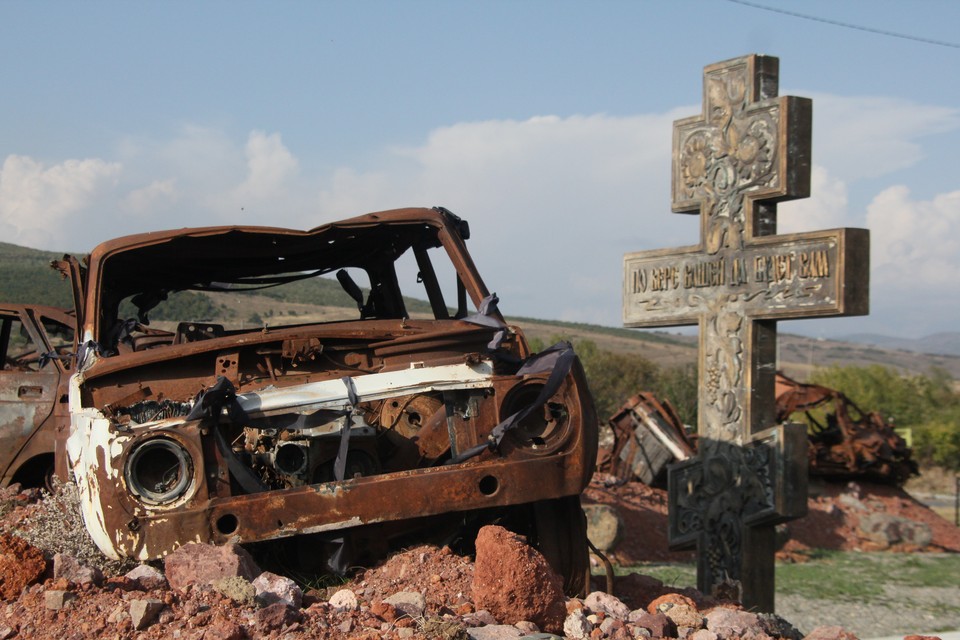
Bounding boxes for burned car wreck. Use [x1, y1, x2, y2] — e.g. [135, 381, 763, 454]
[64, 207, 598, 593]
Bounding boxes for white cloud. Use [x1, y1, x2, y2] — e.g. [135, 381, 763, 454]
[0, 154, 121, 248]
[801, 93, 959, 181]
[122, 178, 178, 215]
[778, 165, 849, 233]
[866, 185, 960, 287]
[232, 131, 299, 201]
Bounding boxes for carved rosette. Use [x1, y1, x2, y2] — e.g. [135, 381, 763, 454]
[676, 65, 780, 256]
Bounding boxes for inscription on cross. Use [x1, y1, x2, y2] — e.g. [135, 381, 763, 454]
[622, 55, 869, 611]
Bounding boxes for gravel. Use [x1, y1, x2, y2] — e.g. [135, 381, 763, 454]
[778, 585, 960, 639]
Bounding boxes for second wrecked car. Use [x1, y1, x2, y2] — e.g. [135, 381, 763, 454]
[62, 207, 598, 593]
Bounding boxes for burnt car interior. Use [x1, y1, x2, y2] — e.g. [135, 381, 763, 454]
[96, 218, 472, 356]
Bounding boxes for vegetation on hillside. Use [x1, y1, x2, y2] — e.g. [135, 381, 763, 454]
[0, 242, 74, 308]
[530, 335, 698, 425]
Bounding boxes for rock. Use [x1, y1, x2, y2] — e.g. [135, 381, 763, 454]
[583, 504, 623, 552]
[253, 602, 302, 632]
[383, 590, 427, 618]
[0, 625, 14, 640]
[659, 604, 704, 630]
[163, 542, 261, 591]
[44, 590, 76, 610]
[705, 609, 761, 640]
[129, 598, 165, 630]
[213, 576, 256, 605]
[858, 514, 933, 548]
[802, 626, 859, 640]
[464, 610, 501, 626]
[563, 609, 593, 639]
[328, 588, 359, 611]
[472, 525, 566, 634]
[837, 494, 866, 511]
[466, 625, 524, 639]
[648, 593, 697, 615]
[252, 571, 302, 608]
[758, 613, 803, 640]
[631, 611, 677, 637]
[0, 533, 46, 599]
[689, 630, 719, 640]
[370, 601, 400, 622]
[53, 553, 104, 586]
[514, 620, 540, 634]
[125, 564, 168, 591]
[584, 591, 631, 619]
[104, 576, 138, 591]
[601, 617, 626, 634]
[202, 620, 246, 640]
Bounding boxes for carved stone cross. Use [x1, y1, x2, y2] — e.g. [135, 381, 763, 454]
[622, 55, 869, 611]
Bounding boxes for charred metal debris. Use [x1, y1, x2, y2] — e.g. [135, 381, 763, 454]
[597, 372, 918, 488]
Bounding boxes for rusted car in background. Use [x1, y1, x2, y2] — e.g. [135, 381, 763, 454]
[775, 372, 918, 485]
[0, 304, 75, 489]
[61, 207, 598, 594]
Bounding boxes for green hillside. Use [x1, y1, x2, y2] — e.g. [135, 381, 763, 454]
[0, 242, 75, 308]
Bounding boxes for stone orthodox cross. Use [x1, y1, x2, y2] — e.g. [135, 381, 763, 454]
[622, 55, 869, 612]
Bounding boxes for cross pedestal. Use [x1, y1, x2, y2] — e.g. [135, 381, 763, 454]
[622, 55, 869, 612]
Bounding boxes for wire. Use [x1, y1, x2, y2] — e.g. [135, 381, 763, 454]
[725, 0, 960, 49]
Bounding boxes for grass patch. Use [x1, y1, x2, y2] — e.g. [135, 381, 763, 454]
[610, 552, 960, 603]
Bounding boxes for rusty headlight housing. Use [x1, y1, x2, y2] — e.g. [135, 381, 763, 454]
[124, 437, 194, 505]
[499, 382, 573, 456]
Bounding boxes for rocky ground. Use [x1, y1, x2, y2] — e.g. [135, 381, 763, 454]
[0, 475, 957, 640]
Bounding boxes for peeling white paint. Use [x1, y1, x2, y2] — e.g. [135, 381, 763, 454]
[237, 359, 495, 417]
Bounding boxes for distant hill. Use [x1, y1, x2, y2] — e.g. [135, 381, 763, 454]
[839, 332, 960, 357]
[3, 240, 960, 380]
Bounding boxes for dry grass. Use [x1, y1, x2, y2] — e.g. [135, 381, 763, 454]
[15, 479, 136, 576]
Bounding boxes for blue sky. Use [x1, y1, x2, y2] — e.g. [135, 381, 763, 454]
[1, 1, 958, 339]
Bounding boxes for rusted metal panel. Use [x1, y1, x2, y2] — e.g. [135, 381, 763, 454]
[64, 207, 599, 593]
[597, 392, 694, 486]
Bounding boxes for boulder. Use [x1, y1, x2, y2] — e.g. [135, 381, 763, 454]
[383, 591, 427, 618]
[163, 542, 260, 591]
[53, 553, 104, 586]
[125, 564, 168, 591]
[582, 503, 623, 552]
[0, 534, 46, 599]
[129, 598, 165, 630]
[858, 514, 933, 548]
[472, 525, 566, 634]
[584, 590, 630, 619]
[252, 571, 302, 608]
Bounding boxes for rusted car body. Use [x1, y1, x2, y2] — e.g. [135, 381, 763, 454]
[0, 304, 75, 488]
[64, 207, 597, 592]
[775, 372, 918, 485]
